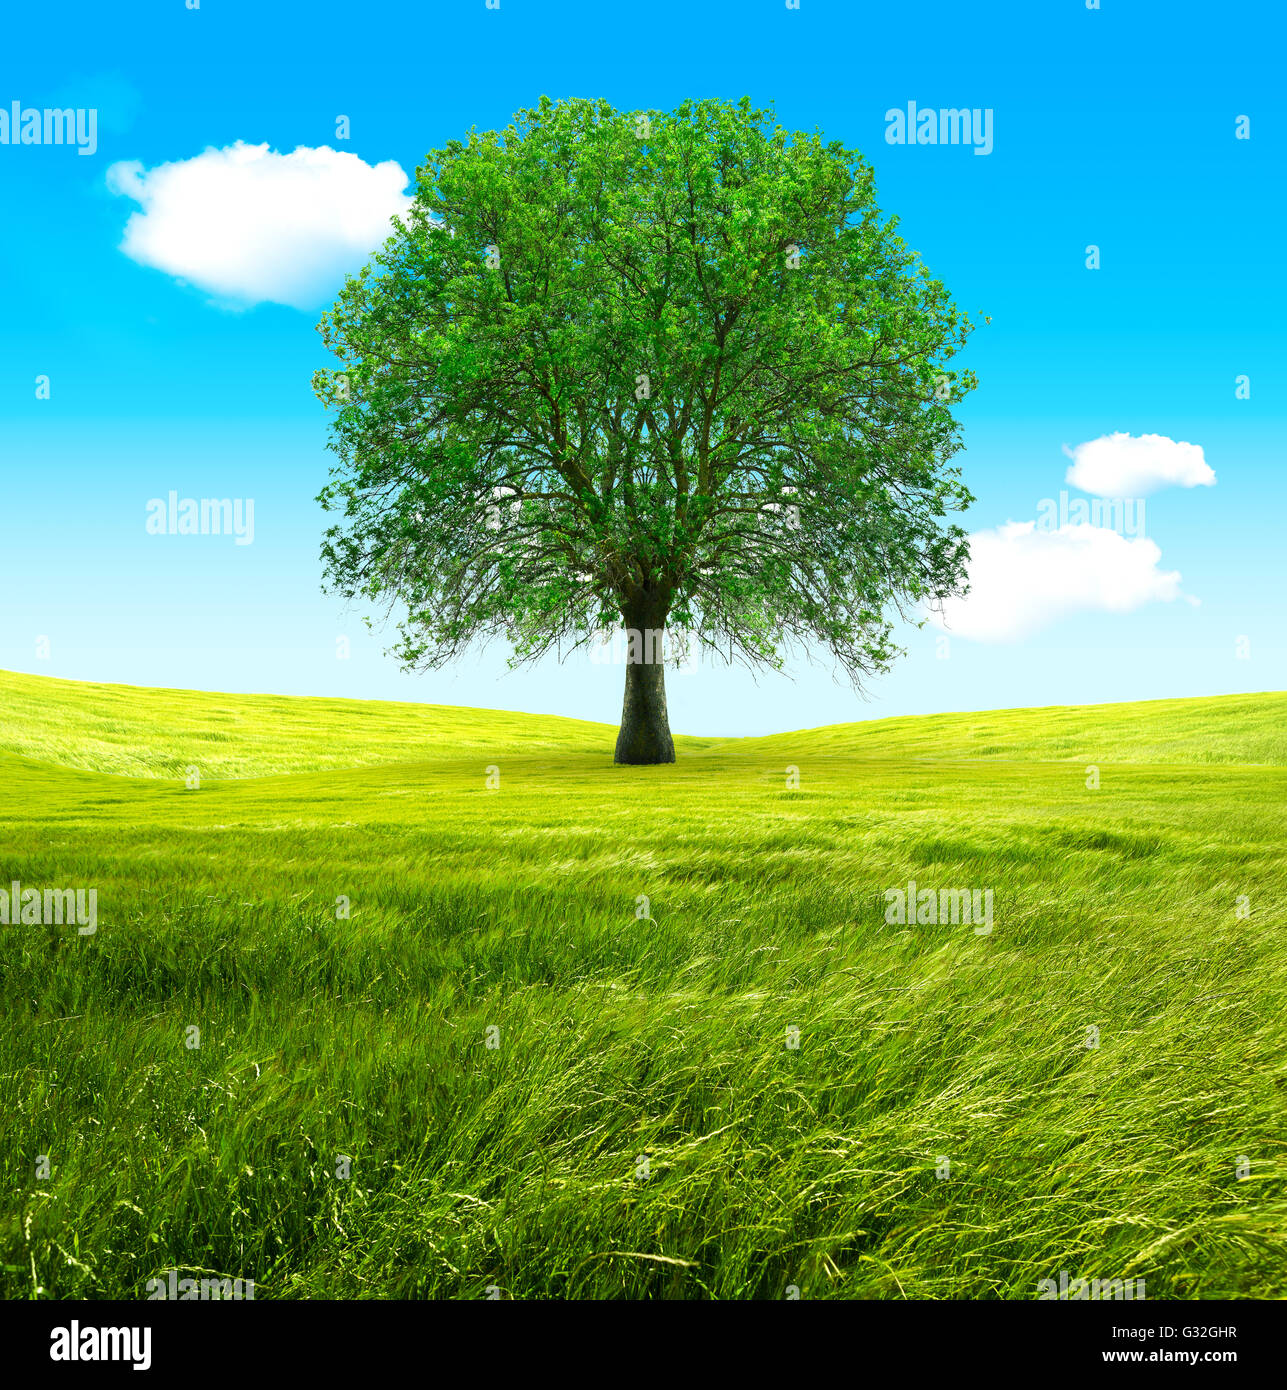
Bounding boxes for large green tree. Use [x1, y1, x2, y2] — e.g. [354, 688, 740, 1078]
[315, 96, 979, 764]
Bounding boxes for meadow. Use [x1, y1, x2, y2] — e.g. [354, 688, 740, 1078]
[1, 668, 1284, 1299]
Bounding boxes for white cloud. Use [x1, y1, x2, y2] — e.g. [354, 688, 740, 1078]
[106, 142, 413, 309]
[930, 520, 1184, 643]
[1063, 432, 1215, 498]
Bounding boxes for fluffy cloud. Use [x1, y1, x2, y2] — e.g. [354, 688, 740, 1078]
[1063, 432, 1216, 497]
[930, 520, 1184, 643]
[106, 142, 413, 309]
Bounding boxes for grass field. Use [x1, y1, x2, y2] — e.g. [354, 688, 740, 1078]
[2, 668, 1284, 1299]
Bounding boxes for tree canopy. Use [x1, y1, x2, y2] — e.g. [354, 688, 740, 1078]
[315, 95, 980, 761]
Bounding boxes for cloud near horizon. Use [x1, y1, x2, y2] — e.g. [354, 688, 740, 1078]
[106, 142, 413, 309]
[930, 520, 1186, 643]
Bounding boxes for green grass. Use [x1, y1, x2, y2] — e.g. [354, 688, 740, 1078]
[1, 669, 1284, 1299]
[0, 667, 631, 778]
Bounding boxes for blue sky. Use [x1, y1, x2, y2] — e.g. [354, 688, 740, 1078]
[1, 0, 1282, 736]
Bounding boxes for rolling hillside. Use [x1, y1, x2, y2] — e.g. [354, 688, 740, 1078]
[1, 670, 1284, 1300]
[2, 668, 1284, 779]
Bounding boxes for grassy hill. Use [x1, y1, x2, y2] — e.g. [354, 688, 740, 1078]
[2, 667, 1284, 778]
[0, 668, 630, 778]
[734, 690, 1287, 767]
[1, 669, 1284, 1299]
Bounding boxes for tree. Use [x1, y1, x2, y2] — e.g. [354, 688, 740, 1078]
[314, 96, 980, 764]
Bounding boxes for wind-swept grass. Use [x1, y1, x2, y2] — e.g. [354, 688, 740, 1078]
[1, 671, 1283, 1298]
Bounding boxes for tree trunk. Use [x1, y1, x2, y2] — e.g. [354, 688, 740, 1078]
[614, 597, 676, 765]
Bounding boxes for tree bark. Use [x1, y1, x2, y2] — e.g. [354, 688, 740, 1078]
[614, 595, 676, 765]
